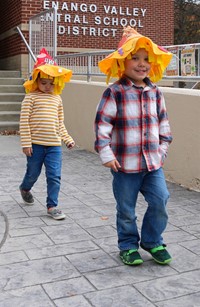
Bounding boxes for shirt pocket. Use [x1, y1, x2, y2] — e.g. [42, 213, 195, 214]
[148, 98, 158, 117]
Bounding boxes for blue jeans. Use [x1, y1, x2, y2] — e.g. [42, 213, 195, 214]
[20, 144, 62, 209]
[112, 168, 169, 251]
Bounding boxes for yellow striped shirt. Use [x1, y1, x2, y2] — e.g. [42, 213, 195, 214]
[20, 91, 74, 148]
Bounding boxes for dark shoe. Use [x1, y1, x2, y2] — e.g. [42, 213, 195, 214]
[20, 188, 34, 205]
[47, 208, 66, 220]
[141, 244, 172, 264]
[119, 249, 143, 265]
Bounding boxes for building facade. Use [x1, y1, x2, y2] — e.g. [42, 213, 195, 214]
[0, 0, 174, 76]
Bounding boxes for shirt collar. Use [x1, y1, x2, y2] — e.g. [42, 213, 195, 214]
[120, 75, 155, 89]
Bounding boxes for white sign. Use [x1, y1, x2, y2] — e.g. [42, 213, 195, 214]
[43, 1, 147, 37]
[181, 47, 196, 76]
[165, 47, 179, 76]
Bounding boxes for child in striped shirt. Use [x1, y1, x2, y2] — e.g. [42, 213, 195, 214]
[95, 27, 173, 265]
[19, 48, 75, 220]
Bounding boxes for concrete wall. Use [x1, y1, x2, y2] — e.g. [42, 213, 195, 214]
[0, 54, 28, 78]
[62, 81, 200, 191]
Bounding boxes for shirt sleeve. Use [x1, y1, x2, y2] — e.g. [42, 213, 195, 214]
[94, 87, 117, 164]
[157, 89, 173, 156]
[58, 98, 74, 145]
[19, 94, 33, 148]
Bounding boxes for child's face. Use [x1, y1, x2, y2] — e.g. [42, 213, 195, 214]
[124, 48, 151, 85]
[37, 77, 54, 94]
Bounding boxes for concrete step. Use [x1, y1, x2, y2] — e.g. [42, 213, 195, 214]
[0, 71, 23, 132]
[0, 93, 25, 102]
[0, 121, 19, 132]
[0, 101, 21, 111]
[0, 111, 20, 122]
[0, 70, 21, 78]
[0, 78, 24, 86]
[0, 85, 25, 93]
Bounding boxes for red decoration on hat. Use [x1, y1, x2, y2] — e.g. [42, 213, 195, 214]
[33, 48, 57, 69]
[158, 46, 169, 53]
[117, 26, 142, 49]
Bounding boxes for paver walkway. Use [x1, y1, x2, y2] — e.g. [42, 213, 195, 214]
[0, 136, 200, 307]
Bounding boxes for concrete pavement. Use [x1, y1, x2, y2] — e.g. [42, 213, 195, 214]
[0, 135, 200, 307]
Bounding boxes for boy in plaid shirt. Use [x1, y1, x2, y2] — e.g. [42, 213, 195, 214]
[95, 27, 173, 265]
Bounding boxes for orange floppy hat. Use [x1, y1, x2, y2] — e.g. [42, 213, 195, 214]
[23, 48, 72, 95]
[98, 27, 173, 83]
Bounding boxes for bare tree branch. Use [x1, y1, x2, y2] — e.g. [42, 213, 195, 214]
[174, 0, 200, 44]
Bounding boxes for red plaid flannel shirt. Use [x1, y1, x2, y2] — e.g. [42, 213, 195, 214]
[94, 76, 172, 173]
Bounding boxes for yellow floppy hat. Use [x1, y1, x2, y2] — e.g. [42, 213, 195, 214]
[98, 27, 173, 83]
[23, 48, 72, 95]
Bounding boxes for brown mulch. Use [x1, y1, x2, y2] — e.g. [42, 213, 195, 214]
[0, 130, 20, 135]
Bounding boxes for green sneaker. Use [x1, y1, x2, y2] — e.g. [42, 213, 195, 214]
[119, 249, 143, 265]
[141, 244, 172, 264]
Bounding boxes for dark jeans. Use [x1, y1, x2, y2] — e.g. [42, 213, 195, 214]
[20, 144, 62, 209]
[112, 167, 169, 251]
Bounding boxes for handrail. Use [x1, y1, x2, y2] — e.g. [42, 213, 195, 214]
[16, 26, 36, 63]
[29, 7, 57, 74]
[55, 46, 200, 83]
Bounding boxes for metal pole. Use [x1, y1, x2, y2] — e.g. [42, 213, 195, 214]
[53, 7, 57, 59]
[16, 26, 36, 63]
[28, 21, 32, 75]
[87, 54, 92, 82]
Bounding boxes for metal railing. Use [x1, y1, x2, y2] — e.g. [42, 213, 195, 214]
[56, 43, 200, 84]
[29, 7, 57, 74]
[164, 43, 200, 81]
[16, 27, 36, 63]
[56, 51, 109, 82]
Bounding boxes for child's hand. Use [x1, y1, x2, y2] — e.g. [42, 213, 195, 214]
[67, 141, 75, 149]
[103, 159, 121, 172]
[22, 147, 32, 156]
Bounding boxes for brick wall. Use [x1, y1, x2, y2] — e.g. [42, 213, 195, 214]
[0, 0, 22, 34]
[54, 0, 174, 50]
[0, 0, 174, 60]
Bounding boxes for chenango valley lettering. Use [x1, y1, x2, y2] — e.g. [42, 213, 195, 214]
[43, 1, 147, 37]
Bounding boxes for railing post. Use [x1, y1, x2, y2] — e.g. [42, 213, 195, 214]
[53, 7, 57, 59]
[16, 26, 36, 76]
[28, 21, 33, 75]
[87, 54, 92, 82]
